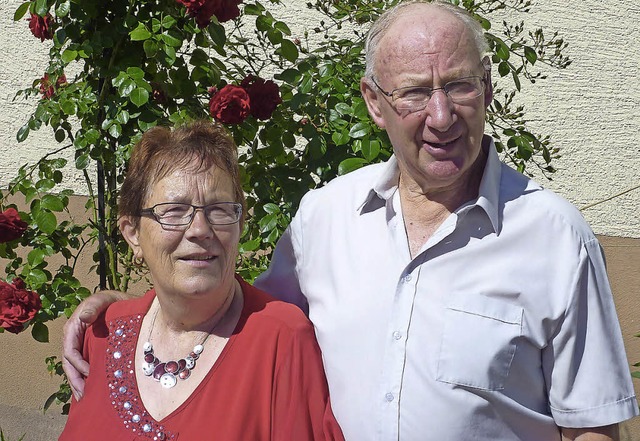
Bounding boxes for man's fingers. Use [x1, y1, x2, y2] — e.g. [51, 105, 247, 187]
[62, 354, 87, 401]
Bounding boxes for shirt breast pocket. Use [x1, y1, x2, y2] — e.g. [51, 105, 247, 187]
[436, 296, 523, 391]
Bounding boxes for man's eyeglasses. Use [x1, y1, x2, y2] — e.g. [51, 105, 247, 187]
[140, 202, 242, 229]
[370, 75, 486, 113]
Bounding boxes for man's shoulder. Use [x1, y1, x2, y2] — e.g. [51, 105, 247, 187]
[500, 164, 595, 241]
[299, 161, 387, 209]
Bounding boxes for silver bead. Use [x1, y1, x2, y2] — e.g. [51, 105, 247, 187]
[124, 401, 132, 410]
[193, 344, 204, 355]
[114, 369, 123, 378]
[185, 356, 195, 369]
[115, 328, 124, 337]
[132, 414, 141, 423]
[160, 373, 177, 389]
[113, 351, 122, 359]
[142, 362, 155, 376]
[143, 341, 153, 352]
[143, 424, 152, 433]
[119, 386, 127, 394]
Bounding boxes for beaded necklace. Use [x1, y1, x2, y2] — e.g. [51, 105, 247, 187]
[140, 289, 234, 389]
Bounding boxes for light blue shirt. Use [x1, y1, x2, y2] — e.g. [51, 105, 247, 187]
[255, 139, 638, 440]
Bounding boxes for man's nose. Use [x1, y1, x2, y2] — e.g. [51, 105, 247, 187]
[424, 89, 456, 131]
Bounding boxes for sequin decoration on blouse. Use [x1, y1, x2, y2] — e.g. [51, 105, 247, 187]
[107, 315, 177, 440]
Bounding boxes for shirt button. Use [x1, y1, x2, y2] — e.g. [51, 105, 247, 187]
[404, 274, 412, 283]
[393, 331, 402, 340]
[385, 393, 394, 402]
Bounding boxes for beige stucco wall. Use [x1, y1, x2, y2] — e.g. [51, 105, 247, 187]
[1, 0, 639, 237]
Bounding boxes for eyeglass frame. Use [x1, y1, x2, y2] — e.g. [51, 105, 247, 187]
[369, 70, 489, 112]
[139, 202, 243, 229]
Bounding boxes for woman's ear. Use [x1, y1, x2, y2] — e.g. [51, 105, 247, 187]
[119, 216, 143, 260]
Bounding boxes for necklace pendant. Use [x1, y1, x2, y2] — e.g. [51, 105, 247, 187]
[159, 372, 178, 389]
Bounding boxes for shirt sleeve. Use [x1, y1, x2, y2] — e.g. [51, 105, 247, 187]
[254, 213, 309, 314]
[271, 322, 345, 441]
[545, 238, 639, 427]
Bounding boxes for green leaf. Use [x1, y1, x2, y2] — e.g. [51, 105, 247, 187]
[41, 194, 64, 211]
[116, 109, 130, 125]
[34, 0, 48, 16]
[143, 39, 158, 57]
[280, 39, 299, 63]
[59, 99, 77, 115]
[118, 78, 136, 97]
[162, 15, 177, 29]
[108, 123, 122, 138]
[17, 123, 30, 142]
[130, 23, 152, 41]
[348, 122, 370, 139]
[362, 139, 381, 161]
[338, 158, 367, 175]
[498, 61, 510, 77]
[129, 88, 149, 107]
[61, 49, 78, 63]
[161, 31, 183, 48]
[27, 249, 46, 267]
[263, 203, 280, 214]
[35, 209, 57, 234]
[126, 67, 145, 80]
[31, 322, 49, 343]
[524, 46, 537, 65]
[56, 0, 71, 18]
[331, 130, 350, 146]
[14, 2, 30, 21]
[496, 40, 510, 61]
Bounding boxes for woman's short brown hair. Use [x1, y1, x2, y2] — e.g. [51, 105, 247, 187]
[118, 120, 245, 228]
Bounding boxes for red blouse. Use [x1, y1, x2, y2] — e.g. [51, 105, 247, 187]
[59, 277, 344, 440]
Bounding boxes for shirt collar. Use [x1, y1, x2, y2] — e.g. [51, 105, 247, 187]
[358, 137, 502, 234]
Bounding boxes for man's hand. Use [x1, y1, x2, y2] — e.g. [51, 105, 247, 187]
[62, 290, 131, 400]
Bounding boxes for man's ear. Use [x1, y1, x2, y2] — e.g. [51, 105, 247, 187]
[361, 77, 387, 129]
[119, 216, 143, 260]
[482, 57, 493, 109]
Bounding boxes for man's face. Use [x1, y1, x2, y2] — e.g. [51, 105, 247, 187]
[362, 6, 492, 195]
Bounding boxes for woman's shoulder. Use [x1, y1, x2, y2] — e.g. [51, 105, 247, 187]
[104, 289, 155, 321]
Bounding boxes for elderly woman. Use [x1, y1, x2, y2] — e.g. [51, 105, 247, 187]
[59, 121, 344, 440]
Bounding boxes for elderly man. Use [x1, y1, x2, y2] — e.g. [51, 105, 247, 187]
[64, 1, 638, 440]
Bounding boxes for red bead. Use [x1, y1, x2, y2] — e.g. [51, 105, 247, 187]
[189, 351, 199, 360]
[178, 369, 191, 380]
[144, 353, 155, 363]
[177, 359, 187, 372]
[153, 363, 166, 380]
[165, 361, 179, 374]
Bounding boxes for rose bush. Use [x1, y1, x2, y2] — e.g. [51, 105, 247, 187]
[176, 0, 242, 27]
[0, 208, 28, 243]
[0, 278, 42, 334]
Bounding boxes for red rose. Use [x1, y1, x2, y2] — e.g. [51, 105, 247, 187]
[0, 208, 28, 243]
[0, 278, 41, 334]
[28, 13, 54, 42]
[176, 0, 241, 28]
[209, 84, 251, 124]
[241, 75, 282, 120]
[39, 73, 67, 99]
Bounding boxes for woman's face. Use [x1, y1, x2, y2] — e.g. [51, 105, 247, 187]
[121, 164, 240, 301]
